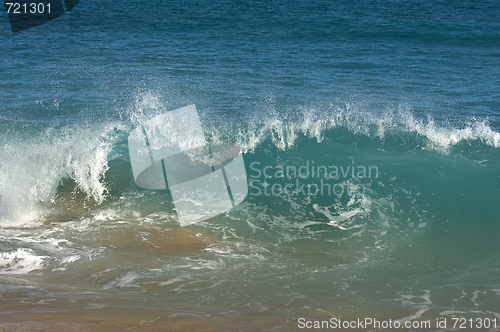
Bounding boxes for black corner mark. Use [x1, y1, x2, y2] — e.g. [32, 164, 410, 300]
[63, 0, 77, 11]
[5, 0, 64, 33]
[4, 0, 80, 33]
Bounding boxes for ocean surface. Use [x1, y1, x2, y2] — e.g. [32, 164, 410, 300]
[1, 0, 499, 330]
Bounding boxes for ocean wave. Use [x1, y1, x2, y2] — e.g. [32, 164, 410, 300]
[0, 248, 46, 274]
[0, 121, 127, 227]
[203, 106, 500, 153]
[1, 95, 499, 227]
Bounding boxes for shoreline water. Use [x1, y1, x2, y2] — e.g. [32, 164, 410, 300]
[1, 303, 497, 331]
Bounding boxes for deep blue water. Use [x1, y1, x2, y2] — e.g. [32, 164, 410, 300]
[0, 0, 499, 330]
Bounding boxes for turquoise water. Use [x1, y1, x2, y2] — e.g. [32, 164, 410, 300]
[1, 0, 499, 330]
